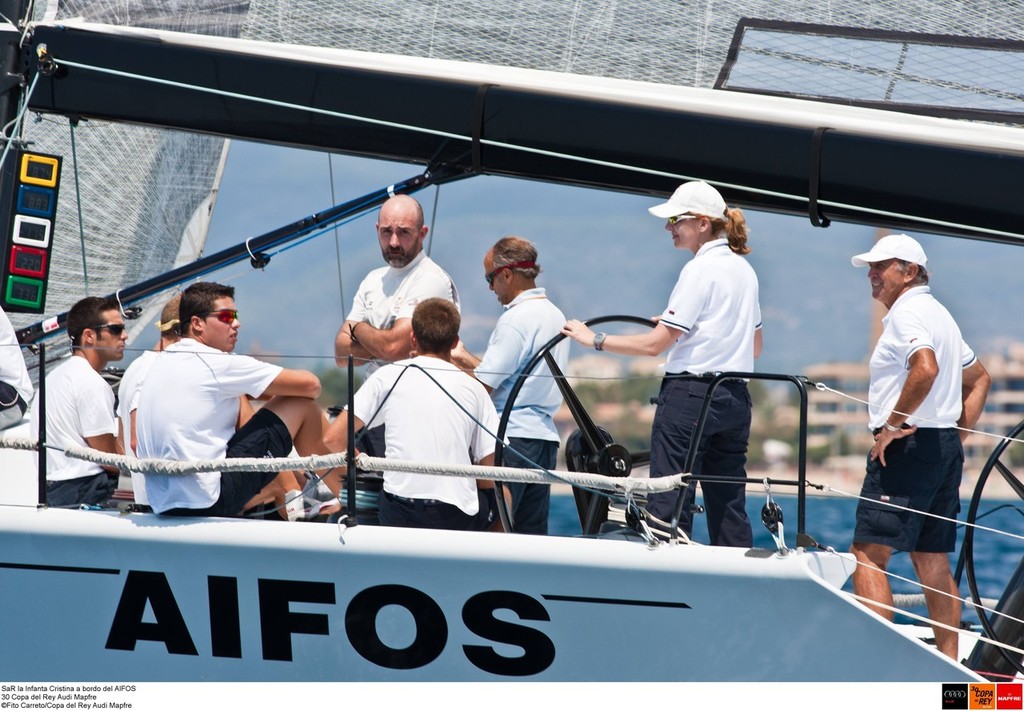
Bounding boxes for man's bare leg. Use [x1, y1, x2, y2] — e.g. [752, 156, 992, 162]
[851, 541, 895, 620]
[911, 550, 962, 660]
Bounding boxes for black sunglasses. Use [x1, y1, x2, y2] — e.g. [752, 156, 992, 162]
[91, 323, 126, 336]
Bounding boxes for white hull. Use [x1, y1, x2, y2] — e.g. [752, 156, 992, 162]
[0, 505, 981, 682]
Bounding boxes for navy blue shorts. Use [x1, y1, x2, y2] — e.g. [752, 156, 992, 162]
[378, 488, 497, 531]
[46, 471, 117, 508]
[853, 427, 962, 553]
[163, 408, 291, 517]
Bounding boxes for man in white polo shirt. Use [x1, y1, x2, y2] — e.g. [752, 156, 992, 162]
[31, 296, 127, 507]
[137, 281, 328, 518]
[333, 193, 459, 460]
[849, 233, 990, 660]
[325, 298, 500, 531]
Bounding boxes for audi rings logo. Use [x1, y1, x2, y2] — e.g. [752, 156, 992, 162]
[941, 683, 1024, 710]
[942, 684, 968, 710]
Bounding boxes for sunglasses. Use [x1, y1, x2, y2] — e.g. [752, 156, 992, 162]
[91, 323, 126, 336]
[202, 309, 239, 325]
[667, 214, 698, 225]
[484, 260, 537, 286]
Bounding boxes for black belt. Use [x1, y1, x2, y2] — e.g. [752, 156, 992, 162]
[383, 491, 443, 506]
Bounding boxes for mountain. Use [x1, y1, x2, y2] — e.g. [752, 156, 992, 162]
[200, 142, 1020, 376]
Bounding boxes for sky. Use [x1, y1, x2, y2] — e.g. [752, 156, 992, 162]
[193, 139, 1024, 379]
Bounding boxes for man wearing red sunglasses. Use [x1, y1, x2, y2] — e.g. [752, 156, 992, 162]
[30, 295, 128, 507]
[136, 281, 329, 518]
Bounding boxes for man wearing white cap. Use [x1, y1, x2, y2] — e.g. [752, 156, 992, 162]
[849, 233, 990, 659]
[563, 180, 762, 546]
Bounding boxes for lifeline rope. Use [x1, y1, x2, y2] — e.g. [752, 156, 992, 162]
[13, 437, 689, 495]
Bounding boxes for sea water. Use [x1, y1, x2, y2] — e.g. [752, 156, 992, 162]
[548, 492, 1024, 624]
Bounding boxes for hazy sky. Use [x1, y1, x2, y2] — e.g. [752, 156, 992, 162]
[197, 140, 1024, 378]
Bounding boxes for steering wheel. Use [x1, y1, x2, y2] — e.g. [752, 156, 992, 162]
[493, 315, 657, 534]
[960, 417, 1024, 677]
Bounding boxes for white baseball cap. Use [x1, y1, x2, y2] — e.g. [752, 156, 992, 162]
[851, 233, 928, 268]
[648, 181, 728, 220]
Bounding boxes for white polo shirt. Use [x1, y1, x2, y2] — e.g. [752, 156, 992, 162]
[30, 355, 117, 482]
[868, 286, 975, 430]
[353, 356, 498, 515]
[135, 339, 283, 513]
[0, 306, 32, 405]
[474, 288, 568, 442]
[348, 252, 460, 372]
[660, 239, 762, 374]
[116, 350, 159, 505]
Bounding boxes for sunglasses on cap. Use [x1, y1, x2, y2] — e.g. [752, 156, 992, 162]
[91, 323, 126, 336]
[202, 309, 239, 325]
[667, 214, 699, 225]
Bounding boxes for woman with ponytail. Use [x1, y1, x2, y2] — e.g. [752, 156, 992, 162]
[562, 181, 762, 546]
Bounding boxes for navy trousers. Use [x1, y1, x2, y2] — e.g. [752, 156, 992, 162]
[501, 437, 558, 535]
[646, 376, 753, 547]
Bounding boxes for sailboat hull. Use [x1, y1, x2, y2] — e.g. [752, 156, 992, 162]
[0, 506, 980, 681]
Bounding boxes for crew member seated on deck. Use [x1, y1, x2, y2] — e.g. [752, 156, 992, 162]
[0, 302, 32, 431]
[325, 298, 503, 531]
[30, 296, 127, 507]
[135, 281, 331, 518]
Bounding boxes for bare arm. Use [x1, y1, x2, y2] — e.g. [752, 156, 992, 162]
[261, 369, 322, 399]
[323, 410, 366, 453]
[334, 319, 376, 366]
[561, 319, 681, 357]
[338, 318, 416, 364]
[450, 341, 494, 393]
[85, 432, 122, 474]
[754, 327, 763, 359]
[871, 348, 938, 466]
[958, 359, 991, 442]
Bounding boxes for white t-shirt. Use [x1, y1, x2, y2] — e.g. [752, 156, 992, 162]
[354, 356, 498, 515]
[29, 355, 116, 482]
[135, 338, 282, 513]
[116, 350, 158, 505]
[868, 286, 976, 430]
[660, 239, 762, 374]
[474, 288, 567, 441]
[0, 306, 32, 405]
[348, 252, 459, 371]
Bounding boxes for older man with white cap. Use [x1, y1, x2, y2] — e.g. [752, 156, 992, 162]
[849, 233, 990, 660]
[563, 180, 762, 546]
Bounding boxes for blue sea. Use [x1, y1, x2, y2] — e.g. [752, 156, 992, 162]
[548, 492, 1024, 624]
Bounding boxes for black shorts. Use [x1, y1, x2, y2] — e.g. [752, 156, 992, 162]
[163, 408, 292, 517]
[853, 428, 962, 553]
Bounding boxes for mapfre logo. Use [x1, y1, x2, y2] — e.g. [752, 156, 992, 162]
[997, 684, 1023, 710]
[943, 684, 968, 710]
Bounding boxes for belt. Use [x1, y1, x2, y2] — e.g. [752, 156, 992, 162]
[383, 491, 443, 506]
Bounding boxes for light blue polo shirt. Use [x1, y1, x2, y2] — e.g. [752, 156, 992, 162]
[475, 288, 568, 441]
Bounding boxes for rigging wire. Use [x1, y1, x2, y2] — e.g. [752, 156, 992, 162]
[327, 153, 347, 318]
[67, 119, 90, 294]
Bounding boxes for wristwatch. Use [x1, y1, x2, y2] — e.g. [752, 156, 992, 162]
[593, 332, 607, 351]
